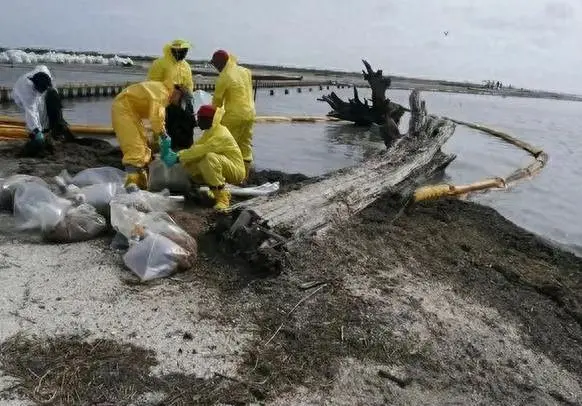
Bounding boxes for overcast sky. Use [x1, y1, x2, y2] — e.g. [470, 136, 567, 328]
[1, 0, 581, 92]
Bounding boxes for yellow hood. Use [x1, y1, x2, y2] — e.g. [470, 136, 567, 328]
[225, 54, 238, 68]
[163, 39, 192, 61]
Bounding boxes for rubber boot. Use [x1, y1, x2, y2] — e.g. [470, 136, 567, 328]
[212, 188, 231, 212]
[124, 169, 148, 190]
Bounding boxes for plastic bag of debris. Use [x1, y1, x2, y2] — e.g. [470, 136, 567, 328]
[0, 175, 48, 210]
[55, 166, 125, 188]
[70, 182, 127, 218]
[123, 232, 191, 281]
[110, 205, 146, 240]
[43, 204, 107, 242]
[136, 212, 197, 259]
[110, 188, 181, 240]
[110, 187, 178, 214]
[148, 159, 191, 194]
[13, 183, 72, 231]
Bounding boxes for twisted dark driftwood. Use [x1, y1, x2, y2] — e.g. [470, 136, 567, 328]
[318, 60, 406, 148]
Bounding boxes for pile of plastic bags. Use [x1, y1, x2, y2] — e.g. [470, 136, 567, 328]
[0, 49, 134, 66]
[1, 166, 197, 282]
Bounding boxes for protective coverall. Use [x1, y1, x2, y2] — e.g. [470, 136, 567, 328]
[177, 108, 245, 210]
[11, 65, 53, 133]
[147, 40, 194, 91]
[111, 80, 172, 188]
[212, 56, 256, 166]
[148, 40, 196, 151]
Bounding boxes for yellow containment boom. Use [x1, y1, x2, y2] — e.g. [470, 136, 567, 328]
[0, 115, 339, 138]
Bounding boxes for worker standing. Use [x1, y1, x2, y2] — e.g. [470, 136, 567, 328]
[111, 80, 185, 189]
[11, 65, 75, 156]
[148, 39, 196, 151]
[210, 50, 256, 182]
[160, 105, 245, 212]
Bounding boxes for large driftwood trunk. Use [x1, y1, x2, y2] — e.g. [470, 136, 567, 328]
[224, 90, 456, 273]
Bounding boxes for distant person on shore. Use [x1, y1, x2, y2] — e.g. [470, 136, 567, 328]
[210, 50, 256, 182]
[111, 79, 186, 189]
[148, 39, 196, 152]
[160, 104, 245, 212]
[11, 65, 75, 156]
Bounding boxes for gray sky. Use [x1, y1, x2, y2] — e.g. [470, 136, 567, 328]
[2, 0, 581, 92]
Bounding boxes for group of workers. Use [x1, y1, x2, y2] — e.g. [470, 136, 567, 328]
[114, 40, 256, 211]
[11, 39, 256, 211]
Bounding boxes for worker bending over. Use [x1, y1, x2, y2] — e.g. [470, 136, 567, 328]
[11, 65, 75, 156]
[160, 105, 245, 212]
[148, 39, 197, 150]
[210, 50, 256, 181]
[111, 80, 185, 189]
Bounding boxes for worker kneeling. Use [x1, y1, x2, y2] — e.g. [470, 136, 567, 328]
[160, 105, 245, 212]
[111, 80, 185, 189]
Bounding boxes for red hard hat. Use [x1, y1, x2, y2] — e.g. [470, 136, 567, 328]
[197, 105, 216, 118]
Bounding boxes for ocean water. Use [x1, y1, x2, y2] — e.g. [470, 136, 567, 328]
[1, 70, 580, 256]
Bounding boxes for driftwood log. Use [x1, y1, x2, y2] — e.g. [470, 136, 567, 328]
[224, 90, 456, 274]
[318, 60, 406, 148]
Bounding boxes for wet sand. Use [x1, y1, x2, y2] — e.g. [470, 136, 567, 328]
[0, 140, 581, 405]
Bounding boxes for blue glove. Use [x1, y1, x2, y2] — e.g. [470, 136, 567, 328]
[162, 150, 178, 167]
[159, 135, 172, 157]
[32, 128, 44, 143]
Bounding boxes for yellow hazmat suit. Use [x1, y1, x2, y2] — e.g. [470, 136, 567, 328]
[177, 107, 245, 190]
[148, 40, 194, 91]
[111, 80, 172, 187]
[212, 56, 256, 164]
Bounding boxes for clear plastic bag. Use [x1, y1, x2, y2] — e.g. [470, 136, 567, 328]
[110, 204, 146, 240]
[148, 159, 191, 194]
[192, 90, 213, 115]
[73, 182, 127, 218]
[123, 232, 191, 281]
[43, 204, 107, 242]
[55, 167, 125, 188]
[13, 183, 72, 231]
[0, 175, 48, 210]
[137, 212, 197, 258]
[110, 188, 178, 214]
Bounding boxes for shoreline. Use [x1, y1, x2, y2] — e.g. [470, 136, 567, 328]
[0, 139, 581, 404]
[1, 49, 581, 103]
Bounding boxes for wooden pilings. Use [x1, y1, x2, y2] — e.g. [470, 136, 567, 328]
[0, 79, 338, 104]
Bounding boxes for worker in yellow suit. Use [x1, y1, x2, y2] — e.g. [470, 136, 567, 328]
[111, 80, 185, 189]
[148, 39, 194, 91]
[210, 50, 256, 182]
[148, 39, 197, 153]
[160, 104, 245, 212]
